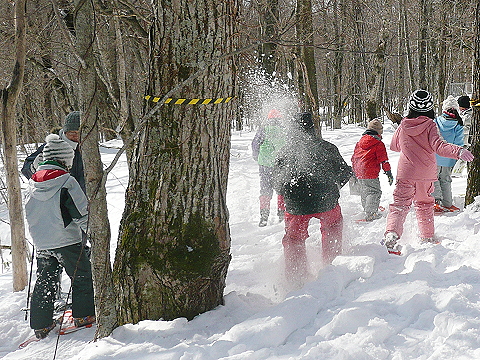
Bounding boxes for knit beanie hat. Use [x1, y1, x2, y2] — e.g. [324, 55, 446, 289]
[442, 95, 459, 113]
[267, 109, 282, 119]
[457, 95, 471, 109]
[63, 111, 80, 132]
[367, 119, 383, 135]
[408, 90, 434, 113]
[42, 134, 74, 168]
[295, 112, 314, 130]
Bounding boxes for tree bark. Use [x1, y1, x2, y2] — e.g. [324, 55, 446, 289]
[418, 0, 429, 90]
[113, 0, 237, 324]
[1, 0, 28, 292]
[465, 0, 480, 206]
[259, 0, 279, 77]
[74, 0, 117, 338]
[366, 27, 388, 120]
[296, 0, 320, 132]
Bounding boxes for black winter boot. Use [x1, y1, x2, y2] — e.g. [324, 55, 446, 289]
[259, 209, 269, 227]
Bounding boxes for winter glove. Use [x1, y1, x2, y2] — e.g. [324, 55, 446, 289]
[385, 170, 394, 186]
[459, 148, 474, 162]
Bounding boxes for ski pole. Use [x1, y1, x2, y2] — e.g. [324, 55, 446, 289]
[25, 245, 35, 321]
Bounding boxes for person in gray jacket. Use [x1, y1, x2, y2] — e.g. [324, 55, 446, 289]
[25, 134, 95, 339]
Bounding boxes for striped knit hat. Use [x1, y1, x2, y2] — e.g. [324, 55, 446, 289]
[408, 90, 434, 113]
[42, 134, 74, 168]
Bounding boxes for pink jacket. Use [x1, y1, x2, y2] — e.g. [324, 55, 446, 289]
[391, 116, 462, 181]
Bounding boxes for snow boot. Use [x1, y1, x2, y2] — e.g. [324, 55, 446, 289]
[258, 209, 269, 227]
[34, 321, 57, 339]
[420, 237, 440, 244]
[382, 232, 401, 255]
[73, 315, 96, 328]
[365, 212, 382, 222]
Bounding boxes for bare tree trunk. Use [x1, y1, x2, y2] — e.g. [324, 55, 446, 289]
[418, 0, 429, 89]
[366, 27, 388, 120]
[0, 0, 28, 292]
[259, 0, 278, 76]
[331, 0, 343, 129]
[465, 0, 480, 206]
[74, 0, 117, 338]
[295, 0, 320, 133]
[401, 0, 415, 92]
[113, 0, 237, 324]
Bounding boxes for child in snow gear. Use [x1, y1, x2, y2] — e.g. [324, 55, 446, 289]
[274, 112, 353, 282]
[383, 90, 474, 254]
[25, 134, 95, 339]
[351, 119, 393, 221]
[22, 111, 88, 306]
[252, 109, 286, 226]
[432, 96, 464, 213]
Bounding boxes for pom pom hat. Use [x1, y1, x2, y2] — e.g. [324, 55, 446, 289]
[409, 90, 434, 113]
[441, 95, 459, 113]
[42, 134, 74, 169]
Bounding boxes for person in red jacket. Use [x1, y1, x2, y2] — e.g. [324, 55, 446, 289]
[351, 119, 393, 221]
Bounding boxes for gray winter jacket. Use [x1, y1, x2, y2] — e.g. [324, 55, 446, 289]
[25, 163, 88, 251]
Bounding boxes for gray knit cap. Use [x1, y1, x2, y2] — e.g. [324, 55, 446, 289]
[42, 134, 74, 168]
[408, 90, 434, 113]
[63, 111, 80, 132]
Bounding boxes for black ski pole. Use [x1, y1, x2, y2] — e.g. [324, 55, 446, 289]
[25, 245, 35, 321]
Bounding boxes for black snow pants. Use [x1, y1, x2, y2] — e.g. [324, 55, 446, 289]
[30, 242, 95, 330]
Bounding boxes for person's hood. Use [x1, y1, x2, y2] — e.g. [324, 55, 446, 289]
[59, 129, 78, 150]
[358, 132, 381, 150]
[435, 114, 460, 132]
[28, 164, 70, 201]
[400, 116, 434, 137]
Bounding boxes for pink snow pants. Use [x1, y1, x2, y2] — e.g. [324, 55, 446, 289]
[386, 179, 435, 239]
[282, 204, 343, 280]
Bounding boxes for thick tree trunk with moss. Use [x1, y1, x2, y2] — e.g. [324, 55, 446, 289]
[465, 1, 480, 206]
[113, 0, 237, 324]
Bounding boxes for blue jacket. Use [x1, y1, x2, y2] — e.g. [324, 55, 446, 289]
[434, 114, 464, 167]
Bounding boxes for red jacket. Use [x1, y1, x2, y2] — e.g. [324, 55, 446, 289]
[351, 131, 391, 179]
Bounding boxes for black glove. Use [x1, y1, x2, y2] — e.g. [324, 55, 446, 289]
[385, 170, 394, 186]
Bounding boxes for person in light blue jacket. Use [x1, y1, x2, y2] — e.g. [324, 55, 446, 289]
[433, 95, 464, 212]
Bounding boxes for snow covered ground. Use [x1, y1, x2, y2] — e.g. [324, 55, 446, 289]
[2, 120, 480, 359]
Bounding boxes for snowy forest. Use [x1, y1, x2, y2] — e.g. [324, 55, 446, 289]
[1, 0, 480, 358]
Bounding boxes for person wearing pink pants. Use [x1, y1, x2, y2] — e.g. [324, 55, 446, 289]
[383, 90, 474, 254]
[274, 113, 352, 283]
[282, 204, 343, 280]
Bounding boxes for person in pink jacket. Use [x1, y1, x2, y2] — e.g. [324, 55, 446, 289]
[383, 90, 474, 255]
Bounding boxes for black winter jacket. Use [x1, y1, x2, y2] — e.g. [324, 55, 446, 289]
[274, 131, 352, 215]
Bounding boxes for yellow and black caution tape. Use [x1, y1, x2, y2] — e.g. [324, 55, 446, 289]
[145, 95, 234, 105]
[471, 99, 480, 107]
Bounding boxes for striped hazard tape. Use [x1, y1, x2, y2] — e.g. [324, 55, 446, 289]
[144, 95, 234, 105]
